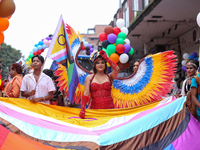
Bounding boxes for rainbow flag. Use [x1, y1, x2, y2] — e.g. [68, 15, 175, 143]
[47, 15, 79, 102]
[0, 97, 200, 149]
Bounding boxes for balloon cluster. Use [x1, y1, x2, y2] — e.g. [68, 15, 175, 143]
[98, 18, 134, 65]
[181, 52, 199, 72]
[26, 36, 52, 66]
[0, 0, 16, 44]
[81, 41, 94, 55]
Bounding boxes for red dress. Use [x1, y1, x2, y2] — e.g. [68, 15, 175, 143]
[89, 74, 114, 109]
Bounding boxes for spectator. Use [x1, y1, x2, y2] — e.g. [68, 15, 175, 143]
[20, 55, 55, 104]
[3, 63, 23, 98]
[181, 58, 199, 96]
[191, 74, 200, 122]
[133, 59, 141, 73]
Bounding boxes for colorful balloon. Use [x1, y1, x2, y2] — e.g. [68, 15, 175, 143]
[99, 33, 107, 42]
[0, 32, 4, 44]
[116, 44, 125, 54]
[116, 18, 125, 28]
[116, 38, 124, 45]
[110, 53, 119, 63]
[183, 53, 189, 60]
[121, 27, 129, 35]
[107, 44, 116, 56]
[118, 32, 127, 40]
[102, 40, 110, 49]
[124, 38, 130, 45]
[0, 0, 16, 18]
[192, 52, 198, 58]
[128, 48, 134, 55]
[107, 33, 117, 44]
[104, 26, 113, 35]
[124, 44, 131, 53]
[119, 53, 129, 64]
[196, 12, 200, 27]
[113, 27, 121, 36]
[0, 17, 9, 31]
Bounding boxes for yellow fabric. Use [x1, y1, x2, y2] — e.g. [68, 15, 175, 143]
[0, 97, 160, 128]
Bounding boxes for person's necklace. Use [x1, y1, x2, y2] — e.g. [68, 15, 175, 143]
[33, 74, 40, 79]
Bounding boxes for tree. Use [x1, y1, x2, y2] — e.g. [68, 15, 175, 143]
[0, 42, 22, 79]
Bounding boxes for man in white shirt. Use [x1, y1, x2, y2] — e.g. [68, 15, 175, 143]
[20, 55, 55, 104]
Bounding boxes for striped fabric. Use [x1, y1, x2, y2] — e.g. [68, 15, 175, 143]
[0, 96, 200, 149]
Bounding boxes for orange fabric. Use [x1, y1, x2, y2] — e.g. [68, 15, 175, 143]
[1, 127, 57, 150]
[4, 74, 23, 98]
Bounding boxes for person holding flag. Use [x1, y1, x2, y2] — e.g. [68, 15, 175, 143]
[79, 50, 120, 119]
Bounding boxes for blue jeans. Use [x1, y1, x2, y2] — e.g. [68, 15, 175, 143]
[197, 115, 200, 122]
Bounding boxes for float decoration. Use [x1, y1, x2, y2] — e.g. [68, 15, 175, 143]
[26, 36, 52, 67]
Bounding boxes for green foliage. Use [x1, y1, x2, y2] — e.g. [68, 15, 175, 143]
[0, 42, 22, 78]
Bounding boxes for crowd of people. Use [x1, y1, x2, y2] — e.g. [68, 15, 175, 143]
[0, 52, 200, 121]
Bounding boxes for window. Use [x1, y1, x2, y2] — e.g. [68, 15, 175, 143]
[123, 1, 129, 27]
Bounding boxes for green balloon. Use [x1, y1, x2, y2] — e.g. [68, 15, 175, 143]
[29, 54, 33, 58]
[129, 48, 134, 55]
[107, 44, 116, 56]
[26, 58, 29, 61]
[116, 38, 124, 45]
[118, 32, 127, 40]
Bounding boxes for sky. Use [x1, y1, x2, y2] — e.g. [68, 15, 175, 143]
[3, 0, 120, 68]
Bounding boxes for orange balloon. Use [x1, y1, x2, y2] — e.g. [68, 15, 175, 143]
[0, 17, 9, 31]
[110, 53, 119, 63]
[0, 0, 16, 18]
[0, 32, 4, 44]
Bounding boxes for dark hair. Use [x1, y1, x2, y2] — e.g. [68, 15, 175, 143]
[186, 58, 199, 69]
[93, 56, 107, 74]
[133, 59, 141, 64]
[11, 63, 22, 74]
[43, 69, 53, 78]
[31, 55, 44, 64]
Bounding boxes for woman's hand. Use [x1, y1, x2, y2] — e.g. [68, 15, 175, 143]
[99, 50, 109, 61]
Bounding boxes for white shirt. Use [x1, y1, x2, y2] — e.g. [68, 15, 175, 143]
[20, 72, 55, 104]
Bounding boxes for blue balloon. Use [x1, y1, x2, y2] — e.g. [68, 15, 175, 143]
[33, 47, 38, 52]
[188, 55, 195, 59]
[84, 42, 89, 47]
[37, 45, 42, 50]
[34, 44, 38, 47]
[42, 44, 47, 49]
[38, 41, 43, 46]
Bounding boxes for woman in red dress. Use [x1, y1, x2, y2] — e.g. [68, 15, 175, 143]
[79, 50, 120, 119]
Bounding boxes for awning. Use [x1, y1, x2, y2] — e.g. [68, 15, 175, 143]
[127, 0, 200, 52]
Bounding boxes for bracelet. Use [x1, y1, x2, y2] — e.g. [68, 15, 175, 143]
[43, 96, 45, 101]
